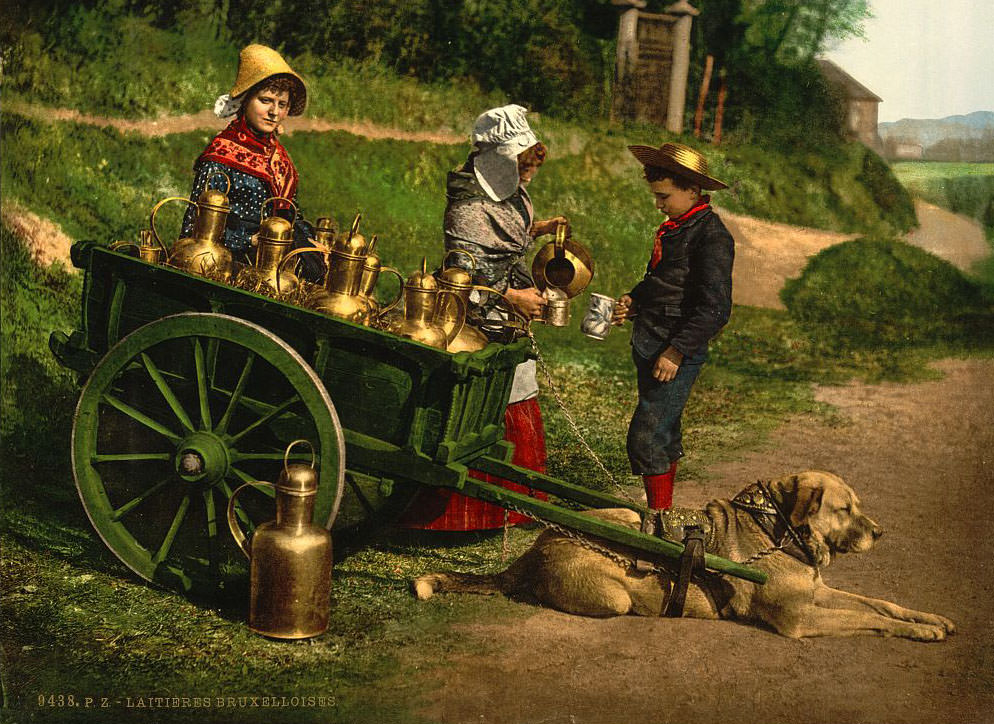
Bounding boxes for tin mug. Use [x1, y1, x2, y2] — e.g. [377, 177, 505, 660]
[580, 293, 616, 340]
[542, 286, 570, 327]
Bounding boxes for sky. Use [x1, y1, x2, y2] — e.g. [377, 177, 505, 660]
[823, 0, 994, 122]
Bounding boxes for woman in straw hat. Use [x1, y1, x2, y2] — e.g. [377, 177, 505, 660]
[612, 142, 734, 511]
[399, 104, 566, 531]
[180, 43, 323, 279]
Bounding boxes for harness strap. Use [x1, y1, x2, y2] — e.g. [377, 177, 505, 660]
[663, 525, 706, 618]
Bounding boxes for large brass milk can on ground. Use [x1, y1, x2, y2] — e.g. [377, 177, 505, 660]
[235, 198, 301, 296]
[278, 215, 373, 325]
[397, 259, 466, 349]
[150, 172, 235, 281]
[437, 250, 490, 353]
[226, 441, 332, 640]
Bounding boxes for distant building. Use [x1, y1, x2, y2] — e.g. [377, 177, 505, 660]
[890, 142, 924, 160]
[817, 58, 883, 153]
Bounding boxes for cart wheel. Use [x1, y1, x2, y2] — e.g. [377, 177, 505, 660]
[72, 313, 345, 595]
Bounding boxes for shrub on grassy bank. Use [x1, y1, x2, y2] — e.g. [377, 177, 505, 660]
[781, 238, 993, 348]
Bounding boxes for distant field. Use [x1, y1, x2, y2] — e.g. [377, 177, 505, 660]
[891, 162, 994, 184]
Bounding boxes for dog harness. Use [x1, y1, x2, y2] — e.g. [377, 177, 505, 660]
[640, 508, 715, 617]
[731, 481, 819, 567]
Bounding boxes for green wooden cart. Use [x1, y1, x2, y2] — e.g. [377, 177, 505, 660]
[50, 241, 766, 596]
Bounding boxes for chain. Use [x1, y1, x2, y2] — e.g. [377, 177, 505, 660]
[498, 495, 674, 576]
[526, 330, 638, 504]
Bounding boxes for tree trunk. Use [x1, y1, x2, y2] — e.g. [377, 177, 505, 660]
[713, 70, 727, 146]
[694, 54, 714, 139]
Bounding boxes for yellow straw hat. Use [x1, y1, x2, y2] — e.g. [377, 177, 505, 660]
[627, 142, 727, 190]
[229, 44, 307, 116]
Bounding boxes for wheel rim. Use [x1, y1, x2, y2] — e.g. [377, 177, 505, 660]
[72, 313, 344, 594]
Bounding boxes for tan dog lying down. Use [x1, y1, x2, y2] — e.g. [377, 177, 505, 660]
[414, 471, 955, 640]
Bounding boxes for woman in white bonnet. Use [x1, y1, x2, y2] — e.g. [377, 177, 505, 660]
[400, 104, 566, 531]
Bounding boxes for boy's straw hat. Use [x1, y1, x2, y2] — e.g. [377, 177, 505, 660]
[229, 44, 307, 116]
[627, 142, 727, 190]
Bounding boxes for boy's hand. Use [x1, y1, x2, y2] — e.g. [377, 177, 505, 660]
[530, 216, 569, 238]
[652, 346, 684, 382]
[612, 294, 636, 325]
[505, 286, 548, 319]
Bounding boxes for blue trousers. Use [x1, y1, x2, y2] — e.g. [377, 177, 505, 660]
[626, 347, 706, 475]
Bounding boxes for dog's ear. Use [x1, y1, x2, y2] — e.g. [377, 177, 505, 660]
[771, 474, 825, 527]
[789, 482, 824, 527]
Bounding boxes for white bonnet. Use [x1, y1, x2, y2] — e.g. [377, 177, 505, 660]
[471, 104, 539, 202]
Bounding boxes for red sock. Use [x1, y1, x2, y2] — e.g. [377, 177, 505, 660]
[643, 461, 677, 510]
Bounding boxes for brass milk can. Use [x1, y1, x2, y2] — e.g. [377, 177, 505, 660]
[437, 250, 489, 353]
[397, 259, 465, 349]
[357, 235, 403, 323]
[226, 441, 332, 640]
[236, 198, 301, 296]
[279, 215, 373, 325]
[151, 172, 235, 281]
[110, 228, 168, 265]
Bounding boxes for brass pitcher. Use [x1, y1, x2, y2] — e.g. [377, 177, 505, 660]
[437, 250, 490, 353]
[226, 441, 332, 640]
[235, 198, 300, 296]
[397, 258, 465, 349]
[530, 221, 594, 299]
[110, 228, 168, 265]
[151, 171, 235, 281]
[357, 235, 404, 323]
[278, 214, 373, 324]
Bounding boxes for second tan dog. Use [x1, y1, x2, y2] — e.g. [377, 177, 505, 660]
[414, 471, 955, 640]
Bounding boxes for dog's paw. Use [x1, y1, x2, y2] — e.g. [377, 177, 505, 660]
[908, 623, 947, 642]
[933, 614, 956, 635]
[412, 577, 435, 600]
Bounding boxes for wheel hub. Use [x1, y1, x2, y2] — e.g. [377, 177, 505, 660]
[174, 432, 230, 484]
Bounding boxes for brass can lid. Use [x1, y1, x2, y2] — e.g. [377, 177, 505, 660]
[197, 188, 230, 211]
[276, 463, 318, 496]
[438, 265, 473, 290]
[406, 257, 437, 290]
[335, 231, 367, 256]
[259, 216, 294, 242]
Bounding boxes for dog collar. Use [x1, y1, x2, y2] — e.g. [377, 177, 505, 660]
[731, 481, 819, 567]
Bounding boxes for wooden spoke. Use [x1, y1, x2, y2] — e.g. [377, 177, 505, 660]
[92, 452, 172, 463]
[226, 394, 301, 444]
[214, 351, 256, 435]
[152, 493, 191, 564]
[101, 393, 182, 443]
[140, 352, 195, 433]
[192, 338, 213, 431]
[111, 476, 174, 521]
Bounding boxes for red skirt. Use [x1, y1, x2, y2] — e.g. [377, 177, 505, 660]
[397, 397, 548, 530]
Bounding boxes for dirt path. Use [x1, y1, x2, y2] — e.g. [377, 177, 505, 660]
[906, 199, 990, 271]
[6, 101, 465, 144]
[412, 358, 994, 724]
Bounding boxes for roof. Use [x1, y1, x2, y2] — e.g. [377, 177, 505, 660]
[816, 59, 882, 103]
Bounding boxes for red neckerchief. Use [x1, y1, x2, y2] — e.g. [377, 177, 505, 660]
[199, 117, 298, 201]
[649, 197, 711, 269]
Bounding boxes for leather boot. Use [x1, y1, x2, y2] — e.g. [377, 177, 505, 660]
[643, 461, 677, 510]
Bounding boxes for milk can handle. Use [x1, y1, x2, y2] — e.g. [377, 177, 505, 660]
[260, 196, 299, 227]
[206, 170, 232, 197]
[149, 197, 196, 253]
[284, 439, 316, 473]
[435, 290, 466, 346]
[109, 241, 140, 255]
[554, 221, 568, 258]
[472, 285, 531, 329]
[275, 244, 330, 294]
[345, 213, 362, 244]
[226, 481, 276, 559]
[373, 266, 405, 318]
[443, 248, 478, 272]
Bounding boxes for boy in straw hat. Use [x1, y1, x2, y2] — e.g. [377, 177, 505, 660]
[612, 142, 734, 510]
[181, 44, 323, 279]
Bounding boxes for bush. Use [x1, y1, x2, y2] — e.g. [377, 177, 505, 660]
[781, 238, 991, 348]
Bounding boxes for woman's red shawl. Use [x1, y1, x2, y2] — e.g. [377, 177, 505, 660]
[199, 117, 298, 200]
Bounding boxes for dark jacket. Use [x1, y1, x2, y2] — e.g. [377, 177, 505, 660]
[628, 208, 734, 359]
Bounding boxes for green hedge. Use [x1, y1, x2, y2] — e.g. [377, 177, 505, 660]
[781, 238, 992, 348]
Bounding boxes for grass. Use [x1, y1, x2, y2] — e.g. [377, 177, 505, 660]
[0, 107, 988, 724]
